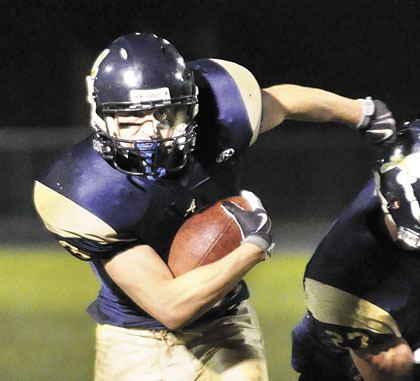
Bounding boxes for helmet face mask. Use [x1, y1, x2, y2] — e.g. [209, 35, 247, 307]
[376, 125, 420, 250]
[377, 173, 420, 250]
[86, 33, 198, 178]
[395, 226, 420, 250]
[93, 121, 196, 177]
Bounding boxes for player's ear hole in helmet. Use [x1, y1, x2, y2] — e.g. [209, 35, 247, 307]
[86, 32, 199, 178]
[375, 122, 420, 250]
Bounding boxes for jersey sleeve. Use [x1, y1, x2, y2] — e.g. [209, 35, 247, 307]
[305, 277, 402, 350]
[189, 58, 262, 163]
[33, 180, 137, 261]
[209, 59, 262, 146]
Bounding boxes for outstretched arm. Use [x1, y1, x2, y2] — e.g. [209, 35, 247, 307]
[261, 84, 362, 131]
[260, 84, 395, 144]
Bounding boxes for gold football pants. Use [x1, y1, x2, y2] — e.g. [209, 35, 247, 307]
[94, 300, 268, 381]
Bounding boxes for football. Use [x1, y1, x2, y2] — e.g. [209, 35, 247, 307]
[168, 196, 252, 276]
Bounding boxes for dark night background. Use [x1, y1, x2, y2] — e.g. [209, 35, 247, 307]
[2, 0, 420, 247]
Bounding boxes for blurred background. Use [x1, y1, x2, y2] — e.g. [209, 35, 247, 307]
[4, 0, 420, 248]
[2, 0, 420, 379]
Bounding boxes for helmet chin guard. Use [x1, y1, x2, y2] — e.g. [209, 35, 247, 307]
[93, 123, 197, 178]
[86, 32, 198, 177]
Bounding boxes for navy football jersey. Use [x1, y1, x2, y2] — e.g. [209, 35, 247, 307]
[34, 59, 263, 329]
[303, 179, 420, 353]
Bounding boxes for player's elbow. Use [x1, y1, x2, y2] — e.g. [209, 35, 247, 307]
[154, 309, 191, 331]
[152, 299, 197, 330]
[156, 315, 182, 331]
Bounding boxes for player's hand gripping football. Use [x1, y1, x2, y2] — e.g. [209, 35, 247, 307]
[357, 97, 396, 144]
[222, 190, 274, 259]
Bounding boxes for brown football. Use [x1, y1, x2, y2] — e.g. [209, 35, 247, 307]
[168, 196, 252, 276]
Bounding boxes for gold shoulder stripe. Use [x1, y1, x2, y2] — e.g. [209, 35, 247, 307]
[33, 181, 133, 244]
[210, 59, 262, 146]
[305, 278, 401, 337]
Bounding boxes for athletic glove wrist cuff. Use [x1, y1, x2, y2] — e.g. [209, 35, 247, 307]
[356, 96, 375, 128]
[242, 235, 275, 259]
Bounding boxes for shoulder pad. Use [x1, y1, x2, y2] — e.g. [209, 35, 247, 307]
[33, 180, 137, 261]
[188, 59, 262, 163]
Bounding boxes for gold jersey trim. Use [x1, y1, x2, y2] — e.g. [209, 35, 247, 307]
[210, 59, 262, 146]
[305, 278, 401, 336]
[33, 180, 133, 244]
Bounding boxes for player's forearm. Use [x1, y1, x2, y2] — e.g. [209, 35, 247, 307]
[261, 84, 361, 132]
[164, 243, 264, 328]
[104, 243, 264, 330]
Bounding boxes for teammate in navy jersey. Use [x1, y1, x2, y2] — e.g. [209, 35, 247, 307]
[34, 32, 394, 381]
[292, 124, 420, 381]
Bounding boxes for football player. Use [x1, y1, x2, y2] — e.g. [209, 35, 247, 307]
[292, 125, 420, 381]
[34, 32, 395, 381]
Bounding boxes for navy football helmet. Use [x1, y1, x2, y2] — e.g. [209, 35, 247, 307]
[86, 33, 198, 177]
[376, 122, 420, 249]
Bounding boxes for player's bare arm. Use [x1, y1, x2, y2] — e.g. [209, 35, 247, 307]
[103, 242, 264, 330]
[260, 84, 396, 144]
[260, 85, 361, 130]
[104, 191, 272, 330]
[350, 337, 415, 381]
